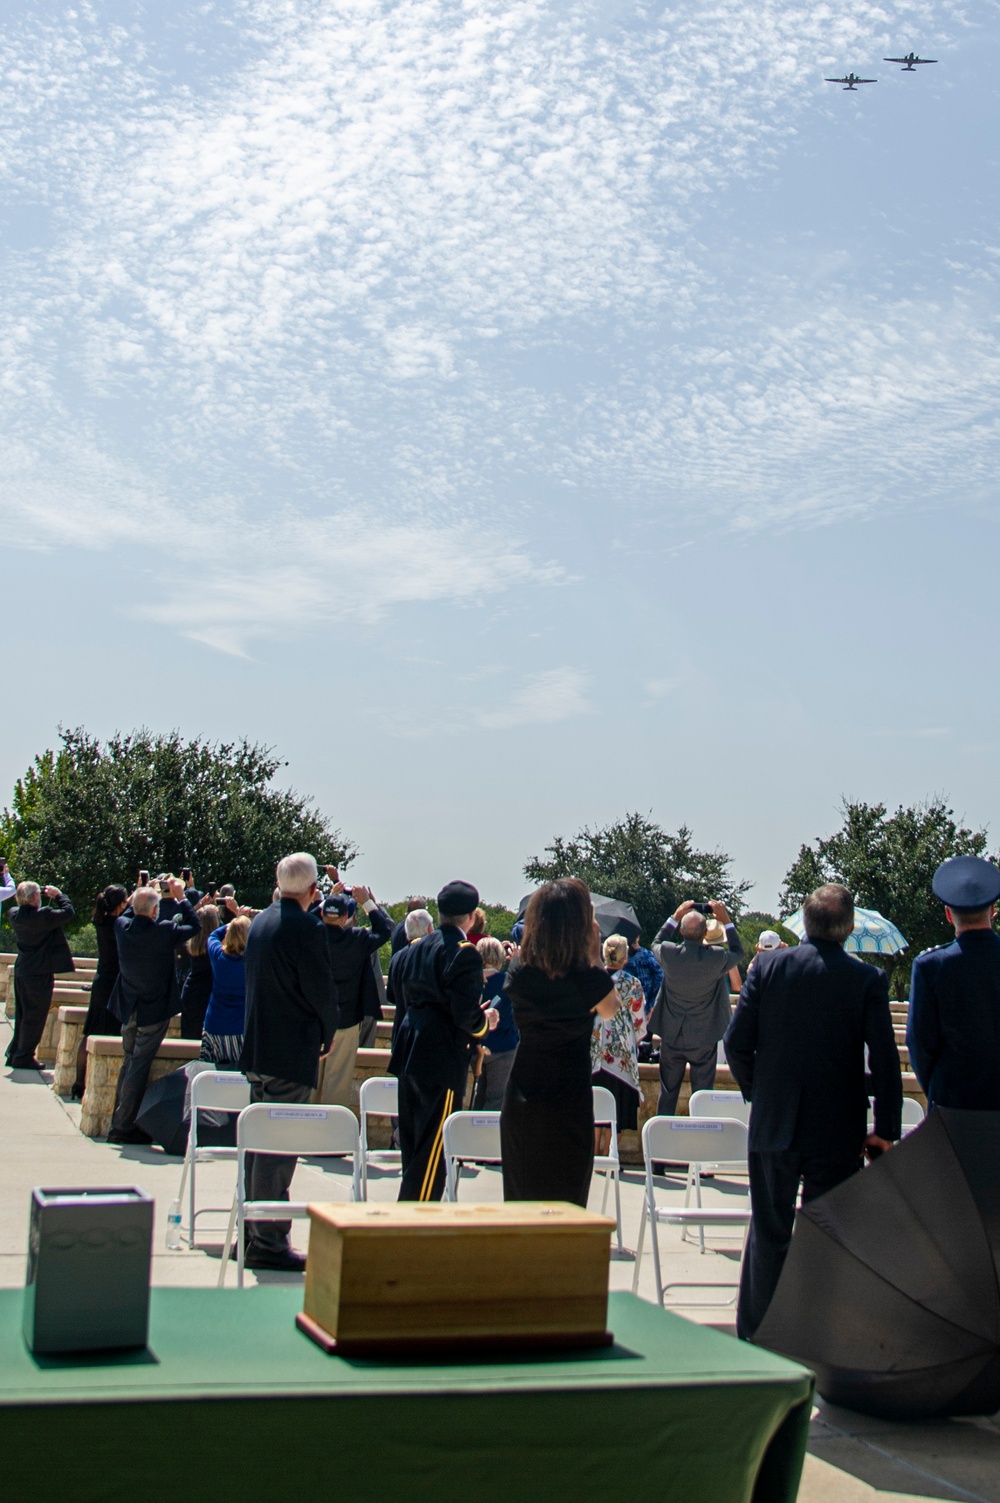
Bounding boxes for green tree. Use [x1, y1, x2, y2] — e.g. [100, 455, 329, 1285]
[0, 727, 356, 922]
[779, 798, 991, 995]
[523, 812, 751, 942]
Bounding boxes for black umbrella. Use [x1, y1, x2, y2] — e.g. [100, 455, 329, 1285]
[135, 1063, 239, 1157]
[755, 1108, 1000, 1420]
[517, 889, 640, 942]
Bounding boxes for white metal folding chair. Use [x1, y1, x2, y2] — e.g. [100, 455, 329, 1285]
[359, 1075, 401, 1198]
[867, 1096, 925, 1137]
[442, 1111, 502, 1200]
[183, 1069, 251, 1248]
[632, 1116, 751, 1306]
[684, 1089, 751, 1250]
[591, 1085, 623, 1253]
[218, 1102, 361, 1287]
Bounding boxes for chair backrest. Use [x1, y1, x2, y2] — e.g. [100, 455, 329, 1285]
[237, 1102, 360, 1157]
[688, 1089, 750, 1126]
[901, 1097, 925, 1129]
[190, 1070, 251, 1115]
[442, 1111, 502, 1163]
[359, 1075, 399, 1119]
[642, 1115, 749, 1169]
[592, 1084, 619, 1130]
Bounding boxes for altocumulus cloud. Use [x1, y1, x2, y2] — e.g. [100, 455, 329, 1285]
[0, 0, 991, 651]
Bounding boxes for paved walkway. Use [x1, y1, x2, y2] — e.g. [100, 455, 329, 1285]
[2, 1015, 998, 1500]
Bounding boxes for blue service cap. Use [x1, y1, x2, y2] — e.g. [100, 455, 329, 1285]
[323, 893, 357, 917]
[932, 856, 1000, 911]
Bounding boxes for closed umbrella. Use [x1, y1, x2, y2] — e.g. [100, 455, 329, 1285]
[782, 905, 907, 956]
[754, 1108, 1000, 1420]
[135, 1061, 239, 1157]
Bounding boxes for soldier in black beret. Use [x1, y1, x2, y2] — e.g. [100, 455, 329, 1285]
[907, 856, 1000, 1111]
[388, 881, 498, 1200]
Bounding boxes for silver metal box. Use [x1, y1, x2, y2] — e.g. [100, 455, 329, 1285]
[23, 1186, 153, 1354]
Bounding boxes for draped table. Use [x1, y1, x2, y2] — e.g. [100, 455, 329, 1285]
[0, 1287, 813, 1503]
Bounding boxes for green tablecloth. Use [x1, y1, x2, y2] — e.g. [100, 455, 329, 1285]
[0, 1288, 813, 1503]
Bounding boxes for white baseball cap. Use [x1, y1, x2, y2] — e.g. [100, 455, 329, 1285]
[757, 930, 782, 950]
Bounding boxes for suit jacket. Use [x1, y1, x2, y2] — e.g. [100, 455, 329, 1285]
[322, 906, 393, 1030]
[10, 895, 75, 978]
[907, 930, 1000, 1110]
[724, 937, 902, 1155]
[240, 899, 338, 1088]
[386, 939, 420, 1048]
[649, 919, 743, 1050]
[111, 900, 201, 1027]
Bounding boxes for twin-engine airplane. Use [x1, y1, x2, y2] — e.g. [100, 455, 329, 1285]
[884, 53, 937, 70]
[825, 73, 877, 90]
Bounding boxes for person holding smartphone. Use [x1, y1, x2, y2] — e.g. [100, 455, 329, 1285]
[646, 899, 744, 1116]
[6, 880, 75, 1072]
[0, 858, 15, 907]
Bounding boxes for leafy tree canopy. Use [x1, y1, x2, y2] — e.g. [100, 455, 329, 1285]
[779, 798, 991, 984]
[0, 727, 355, 919]
[523, 812, 751, 943]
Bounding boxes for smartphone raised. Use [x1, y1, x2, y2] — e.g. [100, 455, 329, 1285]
[139, 870, 149, 887]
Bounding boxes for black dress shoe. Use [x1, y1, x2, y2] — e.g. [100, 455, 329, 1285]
[243, 1247, 307, 1273]
[107, 1127, 154, 1145]
[10, 1057, 44, 1072]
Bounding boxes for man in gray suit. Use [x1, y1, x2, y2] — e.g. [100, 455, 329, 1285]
[648, 899, 744, 1114]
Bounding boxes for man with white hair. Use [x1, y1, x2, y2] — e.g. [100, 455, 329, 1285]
[6, 881, 75, 1072]
[107, 878, 201, 1143]
[239, 853, 337, 1271]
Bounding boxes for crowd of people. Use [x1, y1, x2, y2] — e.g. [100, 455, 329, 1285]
[2, 848, 998, 1335]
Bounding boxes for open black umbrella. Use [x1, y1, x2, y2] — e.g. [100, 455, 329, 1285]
[517, 890, 640, 942]
[755, 1108, 1000, 1420]
[135, 1062, 239, 1157]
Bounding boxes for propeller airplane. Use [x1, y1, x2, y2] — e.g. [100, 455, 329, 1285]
[884, 53, 937, 70]
[825, 73, 877, 91]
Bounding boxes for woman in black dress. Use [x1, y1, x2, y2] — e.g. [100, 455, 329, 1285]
[72, 884, 127, 1099]
[501, 879, 619, 1207]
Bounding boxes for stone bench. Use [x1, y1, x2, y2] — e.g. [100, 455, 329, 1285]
[4, 977, 92, 1022]
[80, 1033, 201, 1138]
[52, 1007, 184, 1097]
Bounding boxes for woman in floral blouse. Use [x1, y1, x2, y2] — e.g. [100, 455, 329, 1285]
[592, 934, 647, 1152]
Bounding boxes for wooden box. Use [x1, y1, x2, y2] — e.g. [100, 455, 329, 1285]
[298, 1201, 615, 1355]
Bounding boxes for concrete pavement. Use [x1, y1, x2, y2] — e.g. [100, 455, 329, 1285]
[2, 1014, 998, 1501]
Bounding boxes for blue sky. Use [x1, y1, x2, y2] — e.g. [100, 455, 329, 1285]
[3, 0, 999, 917]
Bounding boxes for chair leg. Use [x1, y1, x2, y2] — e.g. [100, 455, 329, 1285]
[649, 1209, 665, 1306]
[186, 1144, 196, 1250]
[217, 1193, 238, 1289]
[237, 1203, 246, 1289]
[600, 1168, 611, 1216]
[613, 1169, 623, 1255]
[632, 1204, 647, 1294]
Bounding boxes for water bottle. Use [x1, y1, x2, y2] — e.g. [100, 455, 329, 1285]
[165, 1198, 182, 1250]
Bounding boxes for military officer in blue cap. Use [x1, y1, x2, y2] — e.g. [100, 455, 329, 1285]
[907, 855, 1000, 1111]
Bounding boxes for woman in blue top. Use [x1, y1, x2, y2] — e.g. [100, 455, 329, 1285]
[202, 916, 251, 1067]
[472, 937, 519, 1110]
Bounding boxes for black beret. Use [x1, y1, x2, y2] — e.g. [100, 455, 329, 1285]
[932, 856, 1000, 911]
[437, 880, 479, 917]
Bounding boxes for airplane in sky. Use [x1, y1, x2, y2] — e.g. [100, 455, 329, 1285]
[825, 73, 877, 91]
[884, 53, 938, 70]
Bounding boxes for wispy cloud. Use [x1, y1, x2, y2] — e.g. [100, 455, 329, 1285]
[0, 0, 990, 650]
[477, 667, 593, 729]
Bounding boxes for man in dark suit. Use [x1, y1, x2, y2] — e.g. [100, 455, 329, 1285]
[6, 882, 75, 1071]
[907, 855, 1000, 1110]
[107, 878, 201, 1143]
[389, 881, 497, 1201]
[239, 852, 337, 1271]
[725, 883, 902, 1341]
[387, 907, 435, 1048]
[650, 899, 744, 1114]
[315, 884, 393, 1104]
